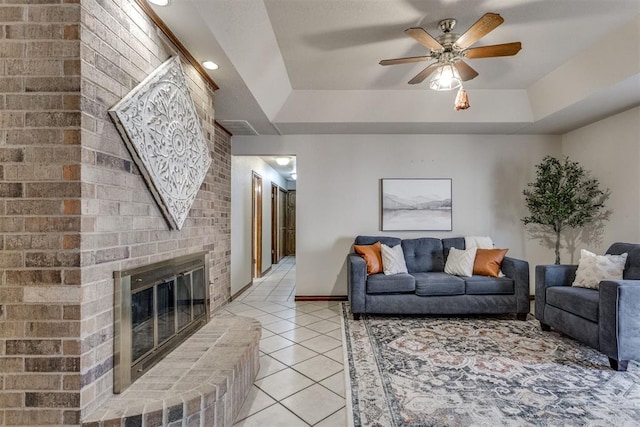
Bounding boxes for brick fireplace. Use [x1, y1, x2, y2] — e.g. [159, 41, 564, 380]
[112, 252, 210, 393]
[0, 0, 231, 425]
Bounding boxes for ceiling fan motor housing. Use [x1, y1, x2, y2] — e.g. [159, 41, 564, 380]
[439, 18, 456, 33]
[436, 20, 462, 57]
[436, 33, 461, 50]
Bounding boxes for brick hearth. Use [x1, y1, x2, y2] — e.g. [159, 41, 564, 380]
[82, 315, 261, 427]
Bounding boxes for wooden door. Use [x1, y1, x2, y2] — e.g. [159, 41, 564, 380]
[270, 184, 279, 265]
[278, 188, 286, 260]
[285, 190, 296, 256]
[252, 172, 263, 278]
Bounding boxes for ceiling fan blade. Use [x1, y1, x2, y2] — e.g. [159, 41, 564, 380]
[454, 13, 504, 49]
[454, 60, 479, 81]
[405, 27, 444, 51]
[408, 63, 440, 84]
[464, 42, 522, 58]
[379, 55, 431, 66]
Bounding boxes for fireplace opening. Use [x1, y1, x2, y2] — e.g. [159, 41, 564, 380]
[113, 252, 209, 393]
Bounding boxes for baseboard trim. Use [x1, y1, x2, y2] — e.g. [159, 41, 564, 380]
[294, 295, 348, 302]
[293, 295, 531, 302]
[231, 281, 253, 301]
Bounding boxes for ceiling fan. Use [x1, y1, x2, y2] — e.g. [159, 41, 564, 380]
[380, 13, 522, 89]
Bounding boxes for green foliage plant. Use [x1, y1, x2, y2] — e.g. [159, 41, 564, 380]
[522, 156, 610, 264]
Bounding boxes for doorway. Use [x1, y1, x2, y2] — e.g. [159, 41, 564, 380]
[270, 184, 287, 265]
[251, 172, 263, 278]
[278, 187, 286, 260]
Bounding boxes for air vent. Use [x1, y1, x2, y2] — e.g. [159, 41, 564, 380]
[217, 120, 258, 136]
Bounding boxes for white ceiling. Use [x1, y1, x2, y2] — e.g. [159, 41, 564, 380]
[260, 155, 297, 181]
[151, 0, 640, 135]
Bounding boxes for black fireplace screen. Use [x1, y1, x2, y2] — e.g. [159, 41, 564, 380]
[131, 286, 154, 362]
[114, 253, 209, 393]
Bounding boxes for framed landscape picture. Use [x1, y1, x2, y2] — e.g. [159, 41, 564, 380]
[381, 178, 452, 231]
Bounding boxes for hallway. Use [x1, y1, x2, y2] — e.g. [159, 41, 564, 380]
[234, 257, 297, 303]
[225, 257, 348, 426]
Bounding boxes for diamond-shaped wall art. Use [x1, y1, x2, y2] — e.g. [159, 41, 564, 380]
[109, 56, 212, 230]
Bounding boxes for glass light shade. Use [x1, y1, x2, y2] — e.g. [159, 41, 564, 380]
[148, 0, 170, 6]
[429, 63, 462, 91]
[275, 157, 291, 166]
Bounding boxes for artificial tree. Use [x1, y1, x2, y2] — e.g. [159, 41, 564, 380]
[522, 156, 610, 264]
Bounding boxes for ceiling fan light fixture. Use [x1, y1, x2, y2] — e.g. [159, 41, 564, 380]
[275, 157, 291, 166]
[429, 63, 461, 91]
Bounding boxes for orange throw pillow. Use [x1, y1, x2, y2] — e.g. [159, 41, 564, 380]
[473, 248, 508, 277]
[354, 242, 383, 275]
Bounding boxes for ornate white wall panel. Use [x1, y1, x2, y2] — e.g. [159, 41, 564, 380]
[109, 57, 212, 230]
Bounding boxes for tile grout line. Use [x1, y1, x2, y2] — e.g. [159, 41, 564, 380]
[250, 371, 345, 425]
[311, 405, 347, 427]
[235, 401, 313, 427]
[230, 257, 348, 426]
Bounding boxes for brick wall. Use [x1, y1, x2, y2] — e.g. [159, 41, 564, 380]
[0, 0, 83, 425]
[210, 125, 232, 308]
[0, 0, 231, 424]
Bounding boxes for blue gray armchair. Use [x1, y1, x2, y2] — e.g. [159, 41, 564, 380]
[535, 243, 640, 371]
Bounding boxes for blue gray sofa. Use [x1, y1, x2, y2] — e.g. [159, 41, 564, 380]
[535, 242, 640, 371]
[347, 236, 530, 320]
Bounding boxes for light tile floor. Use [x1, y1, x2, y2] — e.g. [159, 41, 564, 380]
[225, 257, 349, 427]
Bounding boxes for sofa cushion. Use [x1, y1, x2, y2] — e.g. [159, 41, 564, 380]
[464, 276, 514, 295]
[546, 286, 599, 322]
[381, 243, 408, 275]
[473, 248, 508, 277]
[442, 237, 465, 262]
[607, 242, 640, 280]
[444, 247, 477, 277]
[366, 273, 416, 294]
[573, 249, 627, 289]
[355, 235, 401, 248]
[414, 272, 465, 296]
[402, 238, 444, 273]
[354, 242, 383, 275]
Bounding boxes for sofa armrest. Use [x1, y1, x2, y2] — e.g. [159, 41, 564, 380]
[501, 256, 530, 314]
[534, 264, 578, 321]
[348, 254, 366, 314]
[599, 280, 640, 362]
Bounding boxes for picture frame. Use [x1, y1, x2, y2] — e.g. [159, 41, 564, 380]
[381, 178, 452, 231]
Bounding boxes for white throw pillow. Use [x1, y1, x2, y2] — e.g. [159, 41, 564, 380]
[572, 249, 628, 289]
[444, 247, 477, 277]
[464, 236, 494, 249]
[381, 243, 408, 275]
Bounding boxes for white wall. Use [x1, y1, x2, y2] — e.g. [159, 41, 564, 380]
[231, 156, 287, 295]
[561, 107, 640, 260]
[233, 134, 561, 296]
[528, 16, 640, 122]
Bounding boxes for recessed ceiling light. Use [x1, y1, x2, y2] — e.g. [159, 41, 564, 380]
[275, 157, 290, 166]
[202, 61, 218, 70]
[148, 0, 170, 6]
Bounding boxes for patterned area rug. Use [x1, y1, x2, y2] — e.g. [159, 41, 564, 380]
[342, 304, 640, 426]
